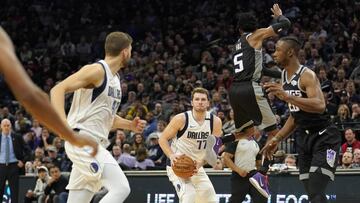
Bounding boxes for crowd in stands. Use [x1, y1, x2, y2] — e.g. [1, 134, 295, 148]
[0, 0, 360, 201]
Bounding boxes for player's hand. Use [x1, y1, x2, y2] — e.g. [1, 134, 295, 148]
[271, 3, 283, 19]
[69, 133, 99, 157]
[131, 117, 147, 133]
[264, 82, 290, 101]
[260, 138, 279, 160]
[193, 160, 205, 175]
[169, 153, 183, 166]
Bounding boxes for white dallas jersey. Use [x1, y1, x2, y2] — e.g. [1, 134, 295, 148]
[234, 139, 259, 172]
[67, 60, 121, 147]
[171, 111, 213, 162]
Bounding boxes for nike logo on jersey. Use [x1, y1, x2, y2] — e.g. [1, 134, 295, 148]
[189, 125, 196, 128]
[319, 129, 327, 135]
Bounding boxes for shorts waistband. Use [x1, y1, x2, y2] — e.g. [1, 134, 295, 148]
[72, 128, 108, 147]
[299, 123, 331, 135]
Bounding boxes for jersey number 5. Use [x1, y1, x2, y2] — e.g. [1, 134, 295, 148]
[233, 53, 244, 73]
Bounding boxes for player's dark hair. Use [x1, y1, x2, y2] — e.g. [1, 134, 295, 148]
[105, 32, 133, 56]
[279, 36, 301, 54]
[237, 12, 258, 33]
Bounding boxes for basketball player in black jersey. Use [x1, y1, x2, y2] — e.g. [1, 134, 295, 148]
[223, 4, 290, 143]
[263, 36, 341, 203]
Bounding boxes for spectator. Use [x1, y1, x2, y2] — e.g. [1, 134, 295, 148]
[0, 119, 31, 203]
[147, 134, 164, 167]
[112, 145, 122, 164]
[31, 119, 43, 138]
[24, 166, 49, 203]
[351, 102, 360, 123]
[52, 137, 65, 157]
[341, 128, 360, 154]
[222, 109, 235, 135]
[143, 111, 157, 138]
[134, 147, 154, 170]
[119, 144, 136, 169]
[131, 133, 146, 155]
[44, 165, 68, 203]
[333, 104, 352, 129]
[338, 151, 354, 169]
[352, 148, 360, 168]
[284, 155, 297, 168]
[39, 127, 55, 149]
[43, 145, 63, 169]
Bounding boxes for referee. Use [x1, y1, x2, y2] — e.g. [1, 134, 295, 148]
[223, 135, 269, 203]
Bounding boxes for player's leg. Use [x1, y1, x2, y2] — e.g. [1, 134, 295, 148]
[166, 166, 196, 203]
[64, 139, 108, 203]
[193, 168, 216, 203]
[99, 163, 131, 203]
[307, 125, 341, 203]
[224, 82, 257, 143]
[67, 189, 95, 203]
[254, 83, 278, 138]
[229, 173, 250, 203]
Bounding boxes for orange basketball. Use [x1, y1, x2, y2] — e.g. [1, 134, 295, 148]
[172, 155, 196, 178]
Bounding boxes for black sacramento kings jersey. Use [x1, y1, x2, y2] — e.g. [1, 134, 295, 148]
[282, 65, 329, 128]
[232, 33, 263, 82]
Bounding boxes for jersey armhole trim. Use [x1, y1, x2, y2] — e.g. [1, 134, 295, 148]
[210, 113, 214, 134]
[298, 66, 307, 93]
[91, 62, 108, 102]
[176, 112, 188, 138]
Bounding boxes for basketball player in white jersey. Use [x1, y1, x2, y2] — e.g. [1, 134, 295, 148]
[159, 87, 223, 203]
[50, 32, 146, 203]
[0, 27, 98, 155]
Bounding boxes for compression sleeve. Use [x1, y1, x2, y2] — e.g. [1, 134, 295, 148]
[271, 15, 291, 34]
[262, 67, 282, 78]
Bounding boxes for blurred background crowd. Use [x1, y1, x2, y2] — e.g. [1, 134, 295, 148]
[0, 0, 360, 196]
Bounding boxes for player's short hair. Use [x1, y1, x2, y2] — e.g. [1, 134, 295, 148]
[279, 36, 302, 54]
[191, 87, 209, 100]
[237, 12, 258, 33]
[105, 32, 133, 56]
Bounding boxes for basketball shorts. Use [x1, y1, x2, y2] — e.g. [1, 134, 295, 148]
[229, 81, 277, 132]
[65, 130, 118, 193]
[297, 124, 341, 181]
[166, 166, 216, 203]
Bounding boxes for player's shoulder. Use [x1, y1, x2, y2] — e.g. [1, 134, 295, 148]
[171, 112, 187, 123]
[81, 63, 104, 73]
[300, 66, 317, 80]
[211, 113, 222, 124]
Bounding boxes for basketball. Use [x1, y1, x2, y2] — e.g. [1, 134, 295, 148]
[172, 155, 196, 179]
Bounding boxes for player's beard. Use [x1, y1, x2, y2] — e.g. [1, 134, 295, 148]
[193, 106, 206, 113]
[122, 56, 131, 66]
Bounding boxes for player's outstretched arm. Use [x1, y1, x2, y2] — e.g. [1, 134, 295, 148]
[159, 114, 184, 163]
[0, 28, 98, 155]
[112, 115, 146, 133]
[247, 4, 291, 49]
[260, 115, 296, 159]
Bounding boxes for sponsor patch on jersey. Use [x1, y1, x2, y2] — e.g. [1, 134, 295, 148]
[326, 149, 336, 168]
[90, 162, 100, 173]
